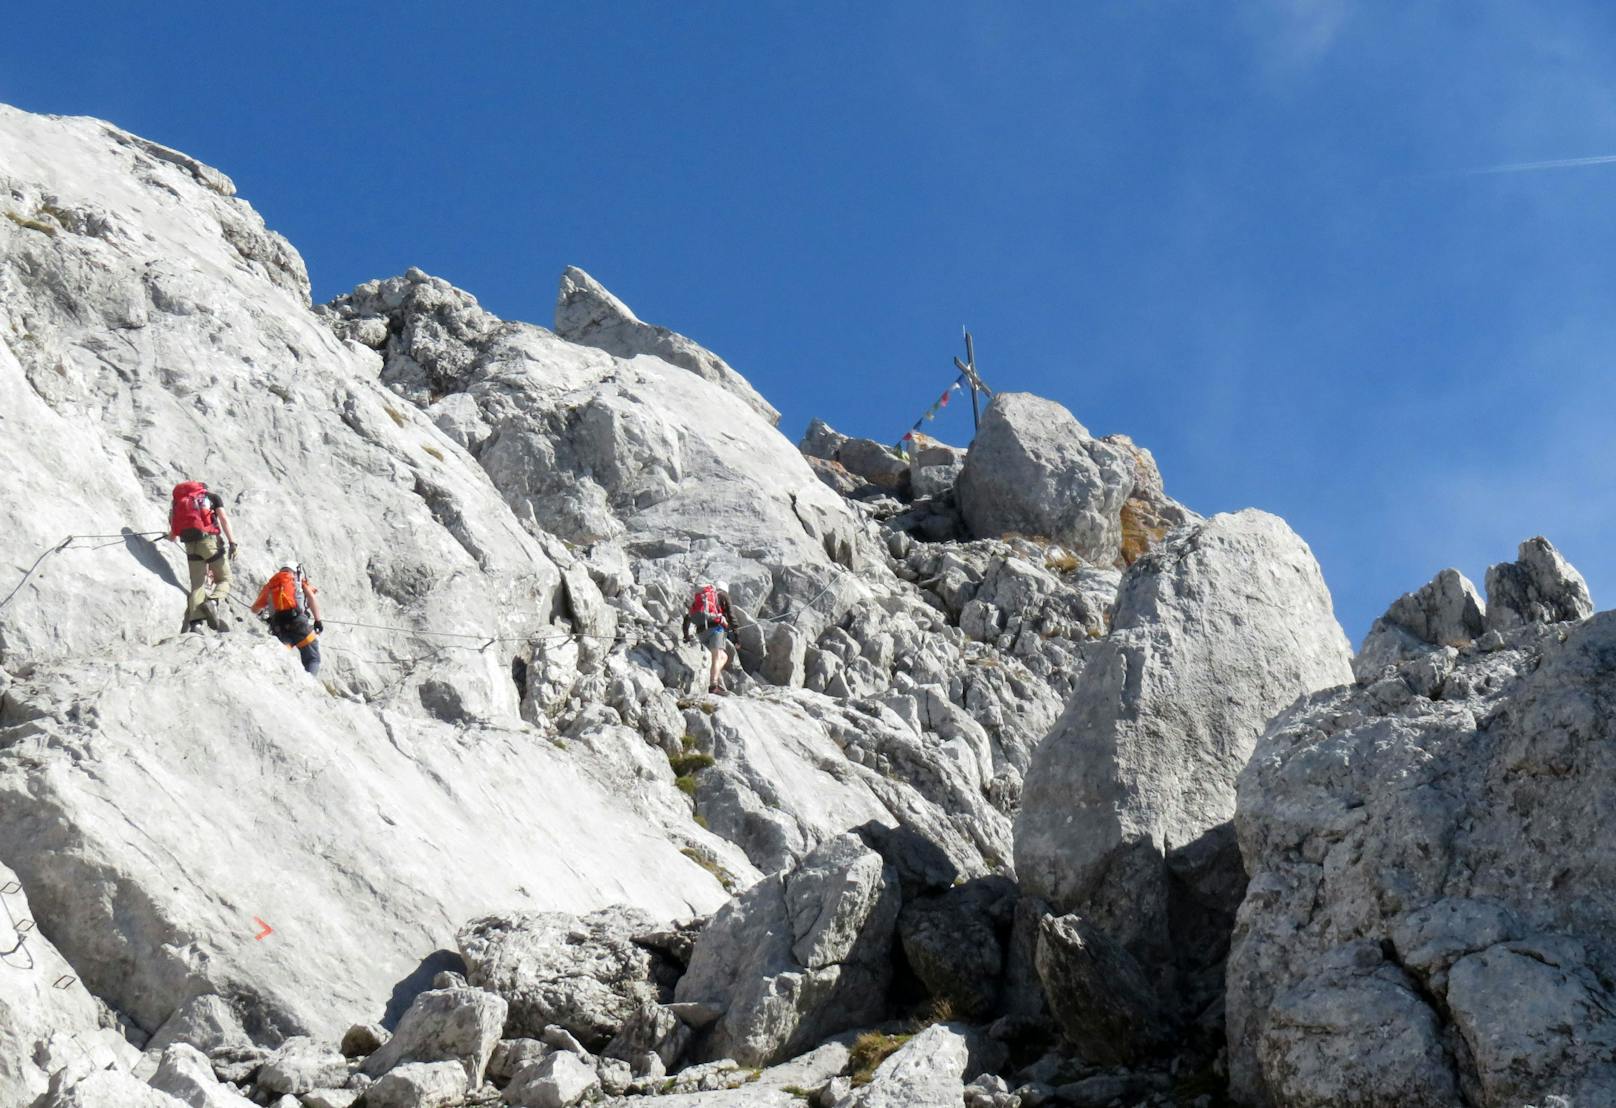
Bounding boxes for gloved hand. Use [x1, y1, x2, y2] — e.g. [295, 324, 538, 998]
[313, 620, 324, 634]
[228, 542, 239, 559]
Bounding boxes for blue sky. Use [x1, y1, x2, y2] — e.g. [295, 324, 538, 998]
[4, 2, 1614, 639]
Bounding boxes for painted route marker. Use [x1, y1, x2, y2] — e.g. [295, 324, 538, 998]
[52, 975, 75, 990]
[253, 917, 273, 941]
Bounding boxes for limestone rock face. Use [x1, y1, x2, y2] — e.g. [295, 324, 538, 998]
[1015, 510, 1352, 966]
[554, 265, 780, 426]
[675, 834, 901, 1066]
[1485, 536, 1593, 631]
[0, 858, 112, 1105]
[955, 393, 1136, 565]
[1230, 611, 1616, 1106]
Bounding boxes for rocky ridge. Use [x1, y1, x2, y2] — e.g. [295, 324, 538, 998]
[0, 101, 1607, 1108]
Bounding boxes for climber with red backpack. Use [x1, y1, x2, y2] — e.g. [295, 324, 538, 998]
[166, 480, 239, 633]
[682, 579, 736, 695]
[250, 557, 324, 677]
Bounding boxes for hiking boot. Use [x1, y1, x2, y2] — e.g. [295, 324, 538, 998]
[708, 683, 728, 696]
[184, 620, 205, 634]
[203, 600, 229, 632]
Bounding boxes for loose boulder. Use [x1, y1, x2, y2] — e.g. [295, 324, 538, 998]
[361, 986, 506, 1086]
[675, 833, 901, 1066]
[147, 1043, 256, 1108]
[955, 393, 1135, 565]
[832, 1023, 971, 1108]
[360, 1060, 467, 1108]
[457, 906, 670, 1048]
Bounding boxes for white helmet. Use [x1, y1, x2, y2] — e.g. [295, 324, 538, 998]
[279, 555, 300, 572]
[714, 580, 729, 594]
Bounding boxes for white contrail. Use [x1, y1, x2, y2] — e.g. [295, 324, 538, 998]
[1464, 153, 1616, 175]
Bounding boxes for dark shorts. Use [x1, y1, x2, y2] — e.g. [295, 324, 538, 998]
[700, 626, 727, 651]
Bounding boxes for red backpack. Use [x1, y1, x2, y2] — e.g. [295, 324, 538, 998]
[689, 585, 725, 627]
[170, 481, 218, 538]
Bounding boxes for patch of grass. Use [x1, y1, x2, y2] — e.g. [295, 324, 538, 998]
[693, 813, 709, 830]
[674, 774, 698, 796]
[383, 404, 407, 427]
[421, 444, 444, 462]
[1044, 548, 1080, 574]
[680, 846, 735, 893]
[681, 733, 699, 751]
[668, 751, 715, 776]
[551, 737, 568, 750]
[4, 210, 57, 236]
[849, 1031, 912, 1086]
[922, 996, 958, 1024]
[782, 1087, 814, 1101]
[1120, 499, 1169, 566]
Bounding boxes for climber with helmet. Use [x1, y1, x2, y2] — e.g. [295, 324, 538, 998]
[682, 579, 736, 695]
[251, 557, 325, 677]
[166, 480, 238, 633]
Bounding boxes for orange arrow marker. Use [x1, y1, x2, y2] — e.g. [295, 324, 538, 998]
[253, 917, 273, 941]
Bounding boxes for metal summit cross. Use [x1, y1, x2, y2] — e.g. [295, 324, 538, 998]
[954, 330, 994, 434]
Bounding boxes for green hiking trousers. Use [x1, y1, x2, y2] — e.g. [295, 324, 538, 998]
[183, 535, 232, 622]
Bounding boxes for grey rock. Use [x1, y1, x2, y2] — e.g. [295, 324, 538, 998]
[602, 999, 690, 1070]
[956, 393, 1135, 564]
[833, 438, 909, 492]
[32, 1068, 187, 1108]
[339, 1022, 390, 1058]
[361, 986, 506, 1086]
[301, 1090, 362, 1108]
[555, 265, 779, 425]
[832, 1023, 970, 1108]
[256, 1038, 349, 1096]
[487, 1038, 551, 1085]
[1230, 611, 1616, 1106]
[0, 858, 112, 1104]
[458, 906, 668, 1048]
[799, 419, 850, 461]
[146, 995, 251, 1055]
[676, 833, 901, 1066]
[1034, 913, 1169, 1066]
[147, 1043, 255, 1108]
[1355, 567, 1487, 678]
[897, 878, 1015, 1019]
[359, 1060, 467, 1108]
[1016, 511, 1352, 971]
[504, 1051, 600, 1108]
[1101, 433, 1198, 569]
[1484, 536, 1593, 631]
[1254, 943, 1458, 1108]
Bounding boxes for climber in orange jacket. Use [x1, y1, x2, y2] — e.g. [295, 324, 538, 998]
[251, 557, 324, 677]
